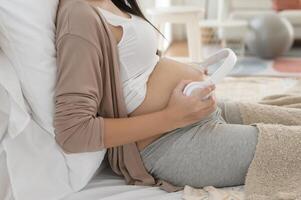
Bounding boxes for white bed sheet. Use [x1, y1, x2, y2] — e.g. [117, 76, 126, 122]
[63, 166, 183, 200]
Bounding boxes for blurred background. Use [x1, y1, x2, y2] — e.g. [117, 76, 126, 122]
[137, 0, 301, 77]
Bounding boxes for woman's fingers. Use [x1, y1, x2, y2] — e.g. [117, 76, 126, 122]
[195, 97, 217, 117]
[197, 95, 216, 109]
[166, 80, 217, 129]
[191, 84, 216, 99]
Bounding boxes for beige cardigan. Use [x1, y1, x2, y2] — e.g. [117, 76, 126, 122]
[54, 0, 180, 192]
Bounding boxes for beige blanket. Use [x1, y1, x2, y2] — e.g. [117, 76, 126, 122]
[183, 78, 301, 200]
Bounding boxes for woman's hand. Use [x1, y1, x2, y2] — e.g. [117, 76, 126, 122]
[164, 80, 217, 130]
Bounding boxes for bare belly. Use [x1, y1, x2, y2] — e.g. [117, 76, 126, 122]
[129, 57, 206, 151]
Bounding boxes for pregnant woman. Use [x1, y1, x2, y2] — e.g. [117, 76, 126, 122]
[54, 0, 300, 191]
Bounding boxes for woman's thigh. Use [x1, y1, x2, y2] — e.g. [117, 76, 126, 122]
[218, 100, 243, 124]
[141, 119, 258, 188]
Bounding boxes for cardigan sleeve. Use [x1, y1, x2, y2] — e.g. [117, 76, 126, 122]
[54, 34, 105, 154]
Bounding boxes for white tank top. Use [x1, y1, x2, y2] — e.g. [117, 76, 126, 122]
[97, 7, 160, 114]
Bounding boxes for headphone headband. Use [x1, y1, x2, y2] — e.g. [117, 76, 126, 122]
[201, 48, 237, 85]
[183, 48, 237, 97]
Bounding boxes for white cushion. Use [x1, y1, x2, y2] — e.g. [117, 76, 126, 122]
[0, 49, 31, 200]
[0, 1, 106, 200]
[0, 50, 29, 140]
[0, 152, 12, 200]
[0, 0, 57, 132]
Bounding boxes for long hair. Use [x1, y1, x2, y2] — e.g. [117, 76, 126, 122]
[111, 0, 147, 20]
[111, 0, 163, 36]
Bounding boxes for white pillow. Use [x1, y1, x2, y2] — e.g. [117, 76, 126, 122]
[0, 50, 30, 141]
[0, 0, 57, 132]
[0, 1, 106, 199]
[0, 84, 9, 151]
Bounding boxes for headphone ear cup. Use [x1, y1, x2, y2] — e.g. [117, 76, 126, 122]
[183, 48, 237, 97]
[183, 81, 209, 96]
[183, 82, 198, 96]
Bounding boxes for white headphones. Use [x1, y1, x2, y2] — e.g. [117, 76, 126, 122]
[183, 48, 237, 98]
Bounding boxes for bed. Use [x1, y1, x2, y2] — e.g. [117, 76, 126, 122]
[0, 47, 299, 200]
[1, 157, 183, 200]
[63, 166, 183, 200]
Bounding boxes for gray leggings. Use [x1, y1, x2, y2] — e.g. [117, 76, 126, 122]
[140, 101, 258, 188]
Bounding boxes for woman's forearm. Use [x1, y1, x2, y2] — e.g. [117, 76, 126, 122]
[103, 109, 175, 148]
[103, 81, 216, 149]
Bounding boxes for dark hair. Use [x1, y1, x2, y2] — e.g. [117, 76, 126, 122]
[111, 0, 164, 37]
[111, 0, 146, 20]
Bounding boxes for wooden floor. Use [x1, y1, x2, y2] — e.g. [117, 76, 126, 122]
[164, 40, 188, 57]
[164, 40, 301, 59]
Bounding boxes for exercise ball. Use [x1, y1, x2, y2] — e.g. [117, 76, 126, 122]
[246, 13, 294, 59]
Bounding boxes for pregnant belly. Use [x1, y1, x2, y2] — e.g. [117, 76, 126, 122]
[129, 57, 206, 150]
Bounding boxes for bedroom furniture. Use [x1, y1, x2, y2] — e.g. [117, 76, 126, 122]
[147, 6, 204, 62]
[63, 166, 183, 200]
[199, 19, 248, 55]
[218, 0, 301, 40]
[196, 0, 248, 55]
